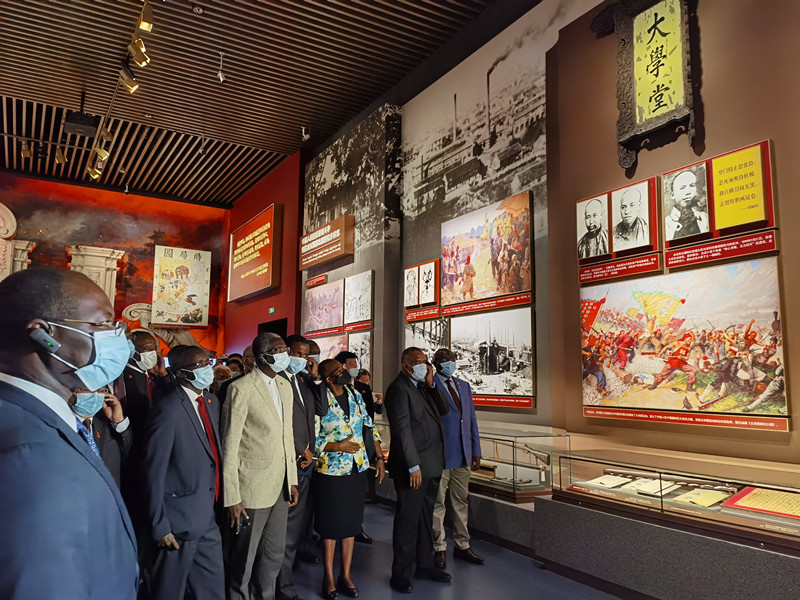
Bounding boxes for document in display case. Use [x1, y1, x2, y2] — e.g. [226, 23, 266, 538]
[553, 449, 800, 550]
[469, 428, 570, 504]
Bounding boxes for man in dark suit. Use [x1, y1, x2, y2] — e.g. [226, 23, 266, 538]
[143, 345, 225, 600]
[431, 348, 484, 568]
[0, 268, 138, 599]
[384, 347, 451, 594]
[123, 330, 159, 429]
[75, 388, 133, 489]
[277, 334, 326, 600]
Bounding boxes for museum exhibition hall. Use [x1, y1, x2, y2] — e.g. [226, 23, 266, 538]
[0, 0, 798, 599]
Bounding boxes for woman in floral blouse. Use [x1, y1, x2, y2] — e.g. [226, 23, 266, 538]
[313, 359, 386, 599]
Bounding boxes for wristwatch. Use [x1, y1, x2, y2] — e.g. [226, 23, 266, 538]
[376, 456, 386, 461]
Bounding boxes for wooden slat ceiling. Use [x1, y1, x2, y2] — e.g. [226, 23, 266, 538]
[0, 0, 493, 207]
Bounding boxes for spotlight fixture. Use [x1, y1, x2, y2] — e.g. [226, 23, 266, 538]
[95, 147, 110, 162]
[124, 183, 130, 195]
[138, 1, 154, 32]
[87, 165, 102, 180]
[192, 4, 204, 14]
[217, 51, 226, 83]
[100, 127, 114, 143]
[34, 143, 47, 159]
[128, 37, 150, 67]
[20, 140, 31, 158]
[55, 147, 68, 164]
[301, 126, 311, 142]
[119, 62, 139, 93]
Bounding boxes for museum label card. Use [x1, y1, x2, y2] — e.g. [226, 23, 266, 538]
[673, 489, 729, 508]
[585, 475, 632, 489]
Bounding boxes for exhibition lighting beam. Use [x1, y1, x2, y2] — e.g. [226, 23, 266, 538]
[54, 147, 67, 164]
[128, 37, 150, 67]
[138, 2, 154, 32]
[19, 140, 31, 158]
[119, 63, 139, 93]
[87, 165, 102, 180]
[94, 147, 110, 162]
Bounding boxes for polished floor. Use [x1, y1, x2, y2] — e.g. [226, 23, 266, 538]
[289, 503, 619, 600]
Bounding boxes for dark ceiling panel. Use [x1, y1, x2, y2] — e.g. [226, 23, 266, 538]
[0, 0, 495, 205]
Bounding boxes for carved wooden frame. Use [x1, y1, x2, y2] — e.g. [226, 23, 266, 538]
[614, 0, 694, 168]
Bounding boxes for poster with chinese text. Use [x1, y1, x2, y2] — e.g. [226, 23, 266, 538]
[151, 245, 212, 327]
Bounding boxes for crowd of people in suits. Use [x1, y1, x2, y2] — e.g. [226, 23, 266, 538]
[0, 267, 485, 600]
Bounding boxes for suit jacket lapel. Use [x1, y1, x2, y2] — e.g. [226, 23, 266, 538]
[403, 373, 438, 421]
[178, 387, 214, 459]
[0, 382, 137, 548]
[252, 370, 281, 423]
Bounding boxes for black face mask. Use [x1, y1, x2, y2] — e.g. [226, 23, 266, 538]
[334, 371, 352, 386]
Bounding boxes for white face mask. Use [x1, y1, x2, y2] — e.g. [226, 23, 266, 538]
[135, 350, 158, 371]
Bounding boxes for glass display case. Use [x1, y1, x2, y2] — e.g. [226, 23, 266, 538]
[553, 449, 800, 550]
[469, 427, 571, 504]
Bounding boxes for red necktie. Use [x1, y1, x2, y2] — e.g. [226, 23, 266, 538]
[195, 396, 220, 501]
[146, 375, 153, 404]
[446, 379, 462, 414]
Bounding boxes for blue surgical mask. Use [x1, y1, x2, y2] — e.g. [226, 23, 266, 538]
[411, 363, 428, 382]
[127, 339, 136, 360]
[183, 364, 214, 390]
[286, 356, 306, 375]
[348, 367, 360, 379]
[308, 354, 321, 365]
[48, 323, 130, 392]
[439, 361, 457, 377]
[269, 352, 291, 373]
[72, 391, 106, 418]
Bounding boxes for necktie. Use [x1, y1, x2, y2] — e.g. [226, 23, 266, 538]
[446, 379, 462, 414]
[76, 417, 101, 457]
[146, 374, 153, 404]
[195, 396, 220, 501]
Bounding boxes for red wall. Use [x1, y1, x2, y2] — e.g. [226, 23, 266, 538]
[224, 152, 303, 353]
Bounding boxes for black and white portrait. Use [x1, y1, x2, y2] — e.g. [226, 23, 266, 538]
[576, 195, 609, 259]
[348, 331, 371, 371]
[418, 261, 436, 305]
[343, 270, 373, 325]
[404, 266, 419, 308]
[611, 181, 650, 252]
[663, 163, 709, 242]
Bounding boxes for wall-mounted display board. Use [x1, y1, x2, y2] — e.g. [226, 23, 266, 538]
[440, 192, 531, 315]
[403, 265, 419, 308]
[311, 333, 349, 360]
[302, 279, 344, 336]
[404, 259, 439, 311]
[343, 270, 373, 327]
[151, 245, 211, 326]
[578, 178, 661, 284]
[228, 204, 282, 301]
[580, 256, 787, 431]
[404, 317, 449, 363]
[306, 274, 327, 288]
[663, 141, 775, 267]
[348, 331, 371, 371]
[299, 214, 355, 271]
[450, 306, 534, 409]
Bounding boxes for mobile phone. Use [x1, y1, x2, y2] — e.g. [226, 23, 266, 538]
[239, 514, 251, 531]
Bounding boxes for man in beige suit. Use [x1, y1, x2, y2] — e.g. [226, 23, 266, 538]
[222, 332, 299, 600]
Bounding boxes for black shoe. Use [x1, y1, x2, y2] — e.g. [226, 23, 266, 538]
[355, 531, 372, 544]
[434, 550, 446, 569]
[337, 577, 359, 598]
[454, 547, 485, 565]
[415, 567, 451, 583]
[297, 549, 319, 564]
[389, 577, 414, 594]
[322, 579, 339, 600]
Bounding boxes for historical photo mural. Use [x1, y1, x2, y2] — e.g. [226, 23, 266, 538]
[404, 318, 450, 360]
[302, 279, 344, 334]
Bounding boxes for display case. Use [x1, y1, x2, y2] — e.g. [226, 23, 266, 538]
[553, 449, 800, 551]
[469, 428, 571, 504]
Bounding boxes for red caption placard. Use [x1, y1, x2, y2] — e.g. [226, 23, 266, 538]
[305, 327, 344, 338]
[344, 321, 371, 333]
[474, 395, 534, 409]
[305, 274, 328, 288]
[665, 230, 777, 268]
[441, 292, 531, 317]
[579, 254, 660, 284]
[405, 306, 441, 322]
[583, 406, 789, 432]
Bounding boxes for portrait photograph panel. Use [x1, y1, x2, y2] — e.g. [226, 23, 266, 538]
[662, 162, 709, 242]
[610, 181, 651, 253]
[576, 194, 610, 260]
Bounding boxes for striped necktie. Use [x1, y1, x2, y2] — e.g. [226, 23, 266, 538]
[76, 417, 100, 457]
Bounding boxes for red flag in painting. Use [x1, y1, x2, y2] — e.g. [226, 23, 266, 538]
[580, 299, 603, 331]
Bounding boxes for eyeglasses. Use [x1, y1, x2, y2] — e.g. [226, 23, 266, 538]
[58, 319, 126, 335]
[263, 345, 289, 355]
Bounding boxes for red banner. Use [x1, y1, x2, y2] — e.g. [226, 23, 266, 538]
[405, 306, 441, 322]
[305, 327, 344, 338]
[344, 321, 371, 332]
[583, 406, 789, 432]
[474, 395, 533, 409]
[441, 292, 531, 317]
[305, 274, 328, 288]
[579, 253, 660, 284]
[580, 299, 603, 331]
[665, 230, 777, 268]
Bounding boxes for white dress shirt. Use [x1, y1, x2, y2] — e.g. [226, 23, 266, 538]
[256, 368, 284, 423]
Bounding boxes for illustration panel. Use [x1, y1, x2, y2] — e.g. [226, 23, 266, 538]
[348, 331, 371, 372]
[440, 192, 531, 306]
[450, 307, 534, 397]
[404, 318, 450, 360]
[418, 260, 437, 305]
[404, 266, 419, 308]
[344, 270, 373, 324]
[315, 334, 349, 361]
[302, 279, 344, 334]
[580, 257, 786, 417]
[151, 245, 211, 326]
